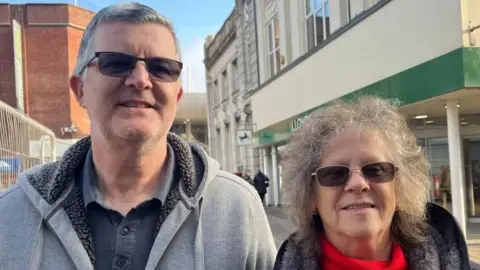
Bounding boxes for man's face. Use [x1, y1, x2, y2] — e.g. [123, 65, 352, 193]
[72, 22, 183, 142]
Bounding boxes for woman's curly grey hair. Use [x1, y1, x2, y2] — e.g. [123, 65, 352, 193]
[281, 95, 431, 249]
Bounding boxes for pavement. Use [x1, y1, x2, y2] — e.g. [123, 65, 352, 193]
[265, 207, 295, 248]
[265, 206, 480, 268]
[470, 244, 480, 269]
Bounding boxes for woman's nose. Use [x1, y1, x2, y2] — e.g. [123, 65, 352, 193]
[344, 168, 370, 193]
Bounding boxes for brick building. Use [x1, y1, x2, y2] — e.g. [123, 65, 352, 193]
[0, 3, 94, 139]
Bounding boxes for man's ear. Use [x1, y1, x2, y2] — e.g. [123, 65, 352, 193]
[176, 86, 184, 103]
[70, 75, 85, 108]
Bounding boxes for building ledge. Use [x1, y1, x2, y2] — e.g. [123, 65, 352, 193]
[252, 47, 480, 147]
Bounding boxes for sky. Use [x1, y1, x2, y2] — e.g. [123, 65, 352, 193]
[6, 0, 236, 92]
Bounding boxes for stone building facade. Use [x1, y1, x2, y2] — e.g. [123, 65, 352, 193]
[204, 0, 261, 176]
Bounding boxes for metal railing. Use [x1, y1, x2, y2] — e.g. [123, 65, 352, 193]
[0, 100, 56, 191]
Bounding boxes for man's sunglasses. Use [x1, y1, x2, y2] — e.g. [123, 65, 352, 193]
[311, 161, 399, 187]
[82, 52, 183, 82]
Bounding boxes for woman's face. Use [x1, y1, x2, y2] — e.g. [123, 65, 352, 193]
[312, 127, 397, 240]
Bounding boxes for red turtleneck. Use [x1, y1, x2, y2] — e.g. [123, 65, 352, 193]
[320, 236, 408, 270]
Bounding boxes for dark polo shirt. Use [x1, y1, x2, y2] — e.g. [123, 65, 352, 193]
[82, 144, 176, 270]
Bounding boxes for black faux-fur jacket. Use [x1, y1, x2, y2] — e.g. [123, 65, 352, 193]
[274, 203, 472, 270]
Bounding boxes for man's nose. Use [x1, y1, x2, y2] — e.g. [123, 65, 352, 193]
[344, 168, 370, 193]
[124, 61, 153, 90]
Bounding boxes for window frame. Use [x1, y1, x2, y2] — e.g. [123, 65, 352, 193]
[304, 0, 330, 51]
[266, 15, 281, 77]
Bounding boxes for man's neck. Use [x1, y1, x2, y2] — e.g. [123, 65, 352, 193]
[91, 135, 168, 214]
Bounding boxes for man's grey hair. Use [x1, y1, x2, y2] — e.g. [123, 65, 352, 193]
[281, 96, 431, 249]
[72, 2, 181, 77]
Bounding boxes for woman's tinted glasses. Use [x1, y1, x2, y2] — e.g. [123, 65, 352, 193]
[311, 162, 399, 187]
[82, 52, 183, 82]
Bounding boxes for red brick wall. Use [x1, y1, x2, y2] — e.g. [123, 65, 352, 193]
[0, 4, 94, 138]
[24, 25, 71, 136]
[67, 5, 94, 138]
[68, 26, 91, 137]
[68, 5, 94, 27]
[0, 4, 16, 108]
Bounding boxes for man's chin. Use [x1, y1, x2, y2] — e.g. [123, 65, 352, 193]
[113, 126, 161, 141]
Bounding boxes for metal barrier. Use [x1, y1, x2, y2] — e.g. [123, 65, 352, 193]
[0, 100, 56, 191]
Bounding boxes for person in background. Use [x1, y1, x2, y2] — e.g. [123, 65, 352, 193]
[253, 170, 270, 204]
[243, 173, 254, 185]
[0, 3, 276, 269]
[274, 96, 470, 270]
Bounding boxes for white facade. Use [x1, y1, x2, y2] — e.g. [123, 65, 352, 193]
[204, 0, 261, 177]
[253, 0, 463, 131]
[248, 0, 480, 240]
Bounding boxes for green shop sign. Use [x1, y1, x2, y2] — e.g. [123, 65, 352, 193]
[258, 131, 275, 145]
[290, 113, 311, 132]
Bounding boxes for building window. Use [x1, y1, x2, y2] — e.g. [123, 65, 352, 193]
[305, 0, 330, 51]
[216, 129, 222, 161]
[347, 0, 380, 21]
[248, 41, 256, 76]
[221, 70, 229, 101]
[347, 0, 353, 21]
[231, 59, 239, 93]
[267, 15, 281, 77]
[213, 80, 219, 107]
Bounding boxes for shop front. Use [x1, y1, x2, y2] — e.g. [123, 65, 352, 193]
[253, 48, 480, 235]
[403, 90, 480, 227]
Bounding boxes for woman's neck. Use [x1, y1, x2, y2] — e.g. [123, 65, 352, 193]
[325, 231, 393, 261]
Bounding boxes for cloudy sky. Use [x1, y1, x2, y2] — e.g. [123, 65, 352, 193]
[7, 0, 236, 92]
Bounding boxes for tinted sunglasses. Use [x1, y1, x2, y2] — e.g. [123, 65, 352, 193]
[83, 52, 183, 82]
[311, 162, 399, 187]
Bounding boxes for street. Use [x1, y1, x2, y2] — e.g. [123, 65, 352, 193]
[265, 207, 295, 248]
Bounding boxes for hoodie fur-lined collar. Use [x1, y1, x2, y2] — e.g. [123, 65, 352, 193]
[25, 133, 203, 265]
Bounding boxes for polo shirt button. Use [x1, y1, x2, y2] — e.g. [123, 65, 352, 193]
[116, 257, 126, 267]
[120, 227, 129, 236]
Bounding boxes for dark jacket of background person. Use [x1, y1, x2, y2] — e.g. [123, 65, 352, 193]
[253, 171, 270, 195]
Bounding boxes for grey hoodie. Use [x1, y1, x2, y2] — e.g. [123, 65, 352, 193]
[0, 133, 277, 270]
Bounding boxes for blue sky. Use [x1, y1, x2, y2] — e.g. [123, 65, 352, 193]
[7, 0, 236, 92]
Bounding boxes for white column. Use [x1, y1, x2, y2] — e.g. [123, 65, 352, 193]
[185, 120, 192, 141]
[271, 145, 279, 206]
[262, 148, 271, 206]
[446, 100, 466, 236]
